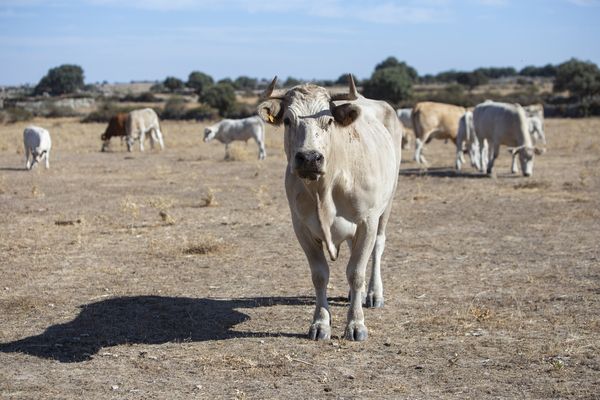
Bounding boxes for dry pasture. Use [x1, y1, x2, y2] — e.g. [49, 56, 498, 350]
[0, 116, 599, 399]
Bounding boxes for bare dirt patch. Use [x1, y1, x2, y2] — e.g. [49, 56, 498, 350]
[0, 117, 599, 399]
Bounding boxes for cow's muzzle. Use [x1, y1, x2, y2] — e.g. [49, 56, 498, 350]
[294, 151, 324, 180]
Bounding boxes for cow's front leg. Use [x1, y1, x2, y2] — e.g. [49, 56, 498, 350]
[294, 224, 331, 340]
[25, 147, 31, 170]
[511, 151, 519, 174]
[346, 220, 378, 341]
[367, 232, 385, 308]
[139, 129, 146, 152]
[224, 143, 230, 160]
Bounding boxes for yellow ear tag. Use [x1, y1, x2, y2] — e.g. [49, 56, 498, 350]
[267, 114, 274, 123]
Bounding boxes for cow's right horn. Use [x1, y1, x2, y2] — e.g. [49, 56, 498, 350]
[261, 76, 285, 100]
[330, 74, 358, 101]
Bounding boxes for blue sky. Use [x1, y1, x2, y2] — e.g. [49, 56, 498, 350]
[0, 0, 599, 85]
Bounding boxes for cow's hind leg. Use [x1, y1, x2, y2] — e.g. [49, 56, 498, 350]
[294, 223, 331, 340]
[367, 204, 393, 308]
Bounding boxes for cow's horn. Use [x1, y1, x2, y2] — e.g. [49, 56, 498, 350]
[261, 76, 285, 100]
[330, 74, 358, 101]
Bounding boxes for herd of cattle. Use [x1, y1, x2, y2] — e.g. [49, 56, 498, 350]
[17, 76, 548, 341]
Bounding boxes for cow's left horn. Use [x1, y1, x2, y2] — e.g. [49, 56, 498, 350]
[330, 74, 358, 101]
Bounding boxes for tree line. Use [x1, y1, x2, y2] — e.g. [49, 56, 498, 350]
[25, 56, 600, 118]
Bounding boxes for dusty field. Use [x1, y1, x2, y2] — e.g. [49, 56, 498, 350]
[0, 116, 598, 399]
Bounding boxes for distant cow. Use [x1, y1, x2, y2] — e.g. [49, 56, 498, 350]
[126, 108, 165, 152]
[101, 113, 128, 152]
[23, 126, 51, 170]
[258, 75, 402, 341]
[455, 110, 481, 171]
[411, 101, 466, 164]
[396, 108, 413, 149]
[474, 101, 542, 177]
[203, 116, 266, 160]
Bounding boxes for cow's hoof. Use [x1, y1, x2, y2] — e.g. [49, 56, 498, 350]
[344, 322, 368, 341]
[308, 323, 331, 341]
[366, 293, 384, 308]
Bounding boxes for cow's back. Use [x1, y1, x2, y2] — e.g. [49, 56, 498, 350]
[24, 126, 50, 149]
[217, 116, 263, 142]
[474, 102, 530, 147]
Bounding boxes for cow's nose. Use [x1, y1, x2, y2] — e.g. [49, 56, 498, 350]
[295, 151, 324, 168]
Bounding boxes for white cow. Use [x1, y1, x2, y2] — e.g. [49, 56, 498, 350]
[23, 126, 51, 170]
[203, 116, 266, 160]
[455, 110, 481, 171]
[125, 108, 165, 152]
[474, 101, 542, 177]
[510, 114, 547, 173]
[396, 108, 413, 149]
[258, 75, 402, 341]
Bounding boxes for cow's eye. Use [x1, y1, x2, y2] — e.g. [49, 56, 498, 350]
[328, 118, 334, 126]
[283, 117, 291, 126]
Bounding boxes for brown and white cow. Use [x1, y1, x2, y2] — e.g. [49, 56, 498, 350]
[411, 101, 466, 164]
[101, 113, 128, 152]
[258, 75, 402, 341]
[126, 108, 165, 152]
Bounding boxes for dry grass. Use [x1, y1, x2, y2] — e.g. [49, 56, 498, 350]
[0, 117, 599, 399]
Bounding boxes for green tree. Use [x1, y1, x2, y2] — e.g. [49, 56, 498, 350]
[34, 64, 85, 96]
[553, 58, 600, 98]
[187, 71, 214, 94]
[234, 76, 258, 90]
[374, 56, 418, 82]
[163, 76, 184, 92]
[199, 82, 237, 116]
[362, 67, 412, 104]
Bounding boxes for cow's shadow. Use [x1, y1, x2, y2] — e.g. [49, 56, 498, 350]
[0, 295, 338, 363]
[399, 166, 488, 179]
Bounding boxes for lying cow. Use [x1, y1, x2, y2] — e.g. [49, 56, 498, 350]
[101, 112, 128, 152]
[23, 126, 51, 170]
[455, 110, 481, 171]
[203, 116, 266, 160]
[258, 75, 402, 341]
[474, 101, 542, 177]
[411, 101, 466, 164]
[126, 108, 165, 152]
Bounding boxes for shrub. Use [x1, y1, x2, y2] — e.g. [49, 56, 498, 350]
[199, 83, 237, 117]
[554, 58, 600, 99]
[34, 64, 85, 96]
[81, 102, 136, 123]
[0, 107, 34, 123]
[122, 92, 160, 102]
[187, 71, 214, 95]
[163, 76, 185, 92]
[185, 104, 219, 121]
[362, 66, 412, 105]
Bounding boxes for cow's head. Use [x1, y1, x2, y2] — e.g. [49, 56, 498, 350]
[30, 148, 47, 166]
[257, 75, 361, 180]
[203, 125, 217, 142]
[509, 145, 542, 177]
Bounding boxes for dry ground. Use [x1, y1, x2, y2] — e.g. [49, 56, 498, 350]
[0, 116, 598, 399]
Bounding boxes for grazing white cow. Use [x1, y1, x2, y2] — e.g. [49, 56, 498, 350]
[396, 108, 413, 149]
[258, 75, 402, 341]
[474, 101, 542, 177]
[411, 101, 466, 164]
[510, 114, 547, 173]
[203, 116, 266, 160]
[23, 126, 51, 170]
[455, 110, 481, 171]
[125, 108, 165, 152]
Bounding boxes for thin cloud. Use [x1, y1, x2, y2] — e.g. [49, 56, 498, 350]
[567, 0, 599, 5]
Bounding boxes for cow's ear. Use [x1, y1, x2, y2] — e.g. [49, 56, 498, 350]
[258, 100, 283, 125]
[331, 103, 361, 127]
